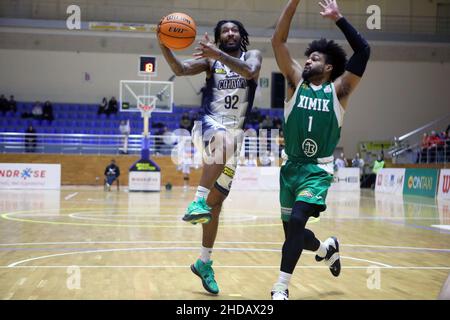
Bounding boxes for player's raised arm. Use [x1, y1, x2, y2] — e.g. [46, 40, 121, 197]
[319, 0, 371, 108]
[157, 19, 209, 76]
[271, 0, 303, 97]
[193, 33, 262, 80]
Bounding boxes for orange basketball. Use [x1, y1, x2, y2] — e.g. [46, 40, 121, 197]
[158, 13, 197, 50]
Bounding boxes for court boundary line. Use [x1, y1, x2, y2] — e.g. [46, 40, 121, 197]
[5, 246, 393, 268]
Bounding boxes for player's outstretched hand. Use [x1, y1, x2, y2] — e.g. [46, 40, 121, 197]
[193, 33, 221, 60]
[319, 0, 343, 22]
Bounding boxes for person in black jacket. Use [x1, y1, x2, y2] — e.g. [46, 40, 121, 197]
[104, 159, 120, 191]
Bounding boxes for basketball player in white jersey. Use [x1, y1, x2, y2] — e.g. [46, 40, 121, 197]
[158, 20, 262, 294]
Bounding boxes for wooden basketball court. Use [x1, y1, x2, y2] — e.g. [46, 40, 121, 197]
[0, 187, 448, 300]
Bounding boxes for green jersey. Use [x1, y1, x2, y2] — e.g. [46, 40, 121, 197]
[283, 79, 345, 167]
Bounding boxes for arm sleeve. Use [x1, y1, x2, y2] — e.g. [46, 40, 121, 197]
[336, 17, 371, 77]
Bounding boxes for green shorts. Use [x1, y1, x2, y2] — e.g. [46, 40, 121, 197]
[280, 160, 333, 222]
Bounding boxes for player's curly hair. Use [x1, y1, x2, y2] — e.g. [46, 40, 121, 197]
[214, 20, 250, 52]
[305, 38, 347, 81]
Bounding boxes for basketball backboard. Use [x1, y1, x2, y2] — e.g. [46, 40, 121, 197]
[119, 80, 173, 114]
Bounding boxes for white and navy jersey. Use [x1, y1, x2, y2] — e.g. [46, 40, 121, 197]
[202, 52, 257, 129]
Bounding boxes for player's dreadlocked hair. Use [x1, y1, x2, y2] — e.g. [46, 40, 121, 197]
[305, 38, 347, 81]
[214, 20, 250, 52]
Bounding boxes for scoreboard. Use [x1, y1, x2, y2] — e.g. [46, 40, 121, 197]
[139, 56, 157, 76]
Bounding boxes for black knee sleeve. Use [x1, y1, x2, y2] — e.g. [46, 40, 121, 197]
[280, 202, 311, 274]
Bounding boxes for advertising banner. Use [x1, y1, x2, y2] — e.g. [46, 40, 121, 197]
[437, 169, 450, 200]
[403, 169, 439, 198]
[0, 163, 61, 190]
[329, 168, 360, 191]
[232, 166, 280, 191]
[375, 168, 405, 195]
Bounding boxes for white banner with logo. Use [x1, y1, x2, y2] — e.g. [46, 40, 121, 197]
[0, 163, 61, 189]
[438, 169, 450, 200]
[232, 166, 280, 191]
[375, 168, 405, 195]
[128, 172, 161, 191]
[329, 168, 360, 191]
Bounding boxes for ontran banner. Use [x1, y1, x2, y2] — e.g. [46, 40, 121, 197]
[0, 163, 61, 190]
[403, 168, 439, 198]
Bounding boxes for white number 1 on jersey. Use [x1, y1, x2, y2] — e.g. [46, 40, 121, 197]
[308, 116, 313, 132]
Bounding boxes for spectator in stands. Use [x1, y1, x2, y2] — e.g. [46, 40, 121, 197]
[98, 97, 108, 115]
[42, 100, 54, 122]
[362, 154, 384, 189]
[372, 154, 385, 174]
[24, 124, 37, 152]
[249, 107, 262, 126]
[154, 124, 168, 155]
[31, 101, 44, 120]
[104, 159, 120, 191]
[0, 94, 9, 114]
[107, 97, 119, 115]
[352, 153, 365, 179]
[334, 152, 347, 171]
[421, 132, 430, 149]
[8, 95, 17, 114]
[180, 112, 193, 132]
[119, 120, 130, 154]
[428, 130, 442, 147]
[260, 115, 274, 130]
[273, 117, 283, 131]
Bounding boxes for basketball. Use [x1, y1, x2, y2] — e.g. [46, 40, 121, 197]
[158, 13, 197, 50]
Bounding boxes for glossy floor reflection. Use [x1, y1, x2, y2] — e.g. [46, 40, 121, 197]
[0, 187, 449, 300]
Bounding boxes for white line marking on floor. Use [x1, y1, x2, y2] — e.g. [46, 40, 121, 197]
[0, 265, 448, 270]
[64, 193, 78, 201]
[431, 225, 450, 231]
[6, 247, 391, 268]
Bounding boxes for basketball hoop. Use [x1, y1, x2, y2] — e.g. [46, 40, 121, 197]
[137, 102, 155, 118]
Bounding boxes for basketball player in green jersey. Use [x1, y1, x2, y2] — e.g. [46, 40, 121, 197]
[271, 0, 370, 299]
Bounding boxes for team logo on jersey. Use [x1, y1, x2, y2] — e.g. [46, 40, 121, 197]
[218, 78, 247, 90]
[324, 85, 332, 93]
[302, 139, 318, 157]
[298, 190, 314, 198]
[214, 68, 226, 74]
[301, 83, 309, 90]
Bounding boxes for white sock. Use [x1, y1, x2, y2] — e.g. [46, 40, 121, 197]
[275, 271, 291, 289]
[195, 186, 210, 202]
[200, 246, 212, 263]
[316, 240, 328, 258]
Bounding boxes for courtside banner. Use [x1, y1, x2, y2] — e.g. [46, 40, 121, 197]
[129, 172, 161, 191]
[375, 168, 405, 195]
[329, 167, 360, 191]
[403, 168, 439, 198]
[0, 163, 61, 189]
[232, 167, 280, 191]
[437, 169, 450, 200]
